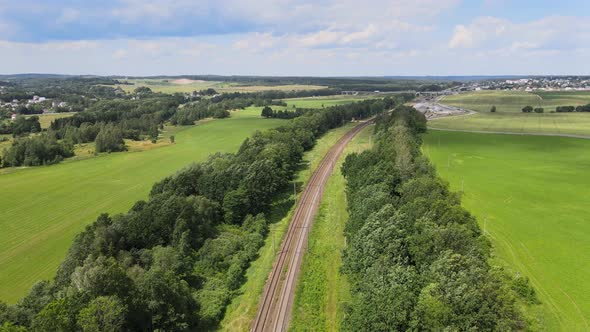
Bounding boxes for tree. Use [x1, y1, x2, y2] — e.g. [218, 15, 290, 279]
[11, 116, 41, 137]
[95, 124, 126, 153]
[534, 107, 544, 113]
[134, 86, 152, 95]
[77, 296, 126, 332]
[1, 134, 74, 168]
[490, 105, 497, 113]
[522, 105, 533, 113]
[261, 106, 274, 118]
[169, 135, 175, 144]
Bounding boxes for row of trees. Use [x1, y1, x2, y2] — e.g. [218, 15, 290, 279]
[260, 106, 306, 119]
[0, 96, 409, 331]
[523, 104, 590, 113]
[555, 104, 590, 112]
[339, 106, 536, 331]
[522, 106, 544, 113]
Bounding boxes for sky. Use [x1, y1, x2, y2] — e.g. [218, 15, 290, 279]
[1, 0, 590, 76]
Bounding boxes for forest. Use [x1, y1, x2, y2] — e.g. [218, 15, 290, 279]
[0, 97, 405, 331]
[339, 107, 537, 331]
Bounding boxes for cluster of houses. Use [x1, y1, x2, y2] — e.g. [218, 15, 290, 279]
[462, 77, 590, 92]
[1, 96, 69, 121]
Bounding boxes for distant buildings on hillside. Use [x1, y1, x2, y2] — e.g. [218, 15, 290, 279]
[460, 76, 590, 92]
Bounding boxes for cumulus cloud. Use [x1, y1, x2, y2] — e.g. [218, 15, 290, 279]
[449, 25, 474, 48]
[448, 16, 590, 52]
[0, 1, 589, 75]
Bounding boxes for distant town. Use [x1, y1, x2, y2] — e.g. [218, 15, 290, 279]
[458, 76, 590, 92]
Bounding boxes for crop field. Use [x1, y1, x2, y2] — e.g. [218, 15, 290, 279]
[433, 91, 590, 136]
[114, 79, 327, 94]
[0, 108, 285, 303]
[219, 123, 371, 331]
[280, 95, 374, 109]
[423, 130, 590, 331]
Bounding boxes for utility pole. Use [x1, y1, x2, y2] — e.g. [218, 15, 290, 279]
[306, 226, 309, 254]
[272, 224, 276, 255]
[293, 181, 297, 199]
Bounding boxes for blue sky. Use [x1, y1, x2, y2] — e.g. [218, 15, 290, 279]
[1, 0, 589, 76]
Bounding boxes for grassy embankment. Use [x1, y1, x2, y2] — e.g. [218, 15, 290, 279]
[423, 130, 590, 331]
[219, 123, 372, 331]
[432, 90, 590, 136]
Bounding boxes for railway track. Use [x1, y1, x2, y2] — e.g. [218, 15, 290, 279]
[251, 119, 373, 332]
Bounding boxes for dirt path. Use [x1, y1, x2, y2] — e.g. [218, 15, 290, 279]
[251, 120, 373, 332]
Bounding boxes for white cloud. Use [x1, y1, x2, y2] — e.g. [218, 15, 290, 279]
[449, 25, 474, 48]
[113, 49, 128, 59]
[448, 16, 590, 52]
[57, 8, 80, 24]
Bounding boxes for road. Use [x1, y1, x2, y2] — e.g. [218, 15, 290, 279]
[251, 119, 373, 332]
[412, 96, 475, 120]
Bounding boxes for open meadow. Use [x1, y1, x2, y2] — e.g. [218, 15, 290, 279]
[432, 91, 590, 136]
[25, 113, 75, 129]
[0, 108, 285, 303]
[280, 95, 373, 109]
[423, 130, 590, 331]
[114, 79, 327, 94]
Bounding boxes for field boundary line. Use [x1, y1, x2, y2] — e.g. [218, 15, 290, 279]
[427, 127, 590, 140]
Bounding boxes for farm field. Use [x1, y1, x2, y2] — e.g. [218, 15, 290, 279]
[290, 125, 373, 331]
[433, 91, 590, 136]
[280, 95, 374, 109]
[423, 130, 590, 331]
[115, 79, 327, 94]
[0, 108, 285, 303]
[219, 123, 371, 331]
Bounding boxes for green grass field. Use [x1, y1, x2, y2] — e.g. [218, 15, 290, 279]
[290, 125, 373, 332]
[219, 123, 371, 331]
[280, 95, 373, 109]
[24, 113, 75, 129]
[115, 79, 327, 94]
[423, 131, 590, 331]
[433, 91, 590, 136]
[0, 108, 285, 303]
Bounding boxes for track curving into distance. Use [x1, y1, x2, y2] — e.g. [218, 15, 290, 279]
[251, 119, 373, 332]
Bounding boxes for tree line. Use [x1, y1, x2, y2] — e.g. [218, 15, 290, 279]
[554, 104, 590, 112]
[260, 106, 306, 119]
[0, 96, 409, 331]
[523, 104, 590, 113]
[339, 106, 538, 331]
[521, 106, 544, 113]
